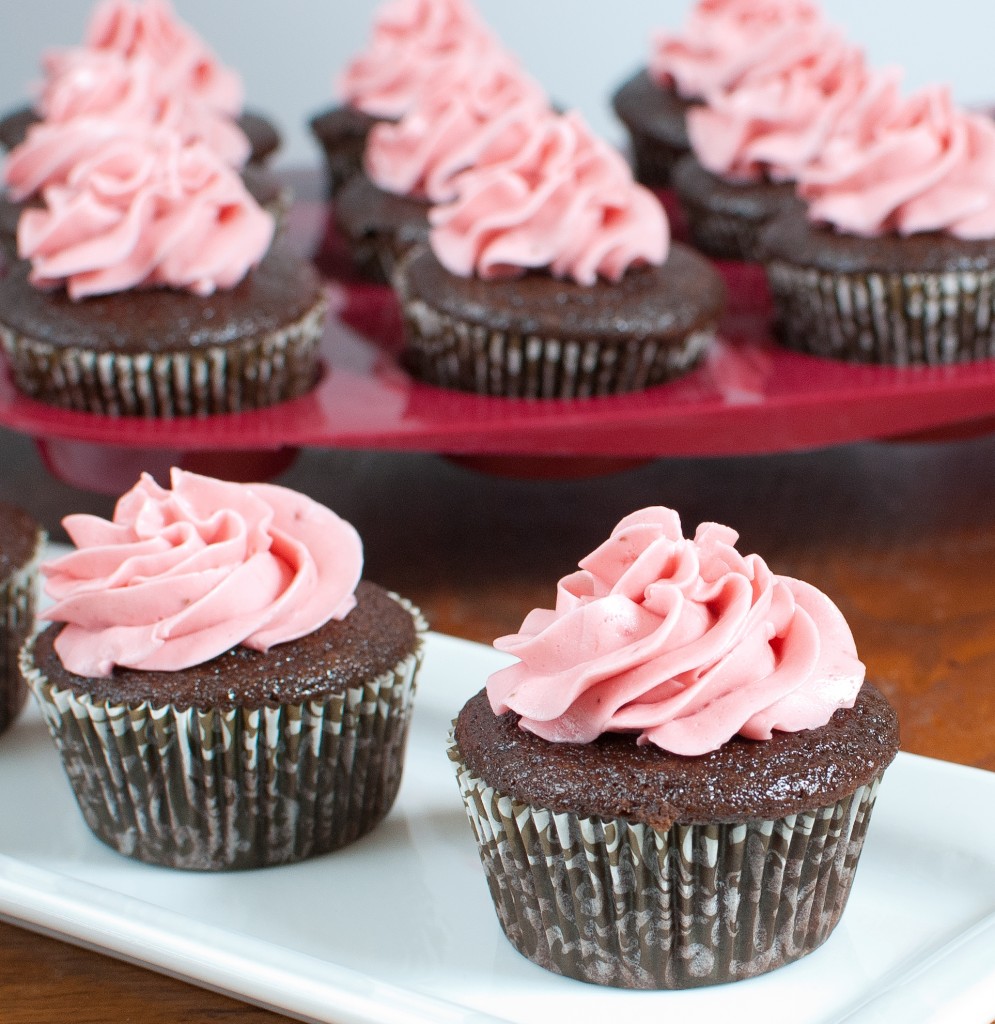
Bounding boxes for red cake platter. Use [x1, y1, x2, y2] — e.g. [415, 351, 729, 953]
[3, 183, 995, 493]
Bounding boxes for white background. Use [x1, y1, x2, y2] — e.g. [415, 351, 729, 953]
[0, 1, 991, 167]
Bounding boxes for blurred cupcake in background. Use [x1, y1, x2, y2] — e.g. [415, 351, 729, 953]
[396, 109, 724, 398]
[309, 0, 497, 198]
[761, 84, 995, 365]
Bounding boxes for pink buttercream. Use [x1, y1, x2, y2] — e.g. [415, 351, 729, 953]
[43, 469, 363, 678]
[650, 0, 824, 100]
[429, 111, 668, 286]
[487, 507, 864, 757]
[364, 50, 548, 202]
[798, 84, 995, 238]
[687, 34, 872, 182]
[43, 0, 243, 117]
[18, 131, 274, 300]
[337, 0, 497, 119]
[5, 52, 249, 202]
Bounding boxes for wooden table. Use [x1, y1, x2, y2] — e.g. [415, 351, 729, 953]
[2, 424, 994, 1021]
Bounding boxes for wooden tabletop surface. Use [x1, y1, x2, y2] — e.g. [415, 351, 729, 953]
[2, 422, 994, 1022]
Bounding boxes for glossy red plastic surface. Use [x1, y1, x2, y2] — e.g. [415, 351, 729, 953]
[5, 184, 995, 493]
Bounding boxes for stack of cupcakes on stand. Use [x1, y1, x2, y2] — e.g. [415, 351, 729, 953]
[395, 108, 725, 398]
[0, 120, 325, 417]
[449, 506, 900, 988]
[310, 0, 495, 199]
[760, 84, 995, 365]
[22, 469, 426, 869]
[0, 0, 287, 255]
[333, 6, 549, 285]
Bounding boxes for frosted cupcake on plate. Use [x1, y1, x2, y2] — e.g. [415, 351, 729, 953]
[396, 110, 725, 398]
[0, 0, 280, 165]
[450, 506, 899, 987]
[612, 0, 823, 188]
[760, 85, 995, 364]
[22, 469, 426, 870]
[0, 127, 324, 417]
[310, 0, 495, 198]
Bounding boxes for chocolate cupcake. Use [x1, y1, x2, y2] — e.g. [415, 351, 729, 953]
[0, 132, 325, 417]
[449, 506, 900, 988]
[309, 0, 497, 198]
[0, 504, 44, 739]
[761, 86, 995, 365]
[396, 110, 725, 398]
[22, 469, 426, 870]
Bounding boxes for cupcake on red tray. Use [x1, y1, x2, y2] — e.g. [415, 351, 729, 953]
[760, 84, 995, 365]
[449, 506, 899, 988]
[334, 45, 550, 283]
[0, 0, 280, 165]
[672, 11, 875, 261]
[0, 127, 325, 417]
[612, 0, 824, 188]
[395, 109, 725, 398]
[22, 469, 425, 870]
[310, 0, 496, 198]
[0, 504, 44, 740]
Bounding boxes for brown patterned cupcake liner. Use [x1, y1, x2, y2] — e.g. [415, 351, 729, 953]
[624, 128, 691, 192]
[449, 732, 883, 989]
[765, 261, 995, 365]
[401, 295, 714, 399]
[0, 527, 43, 737]
[678, 196, 772, 263]
[0, 294, 327, 417]
[22, 596, 426, 871]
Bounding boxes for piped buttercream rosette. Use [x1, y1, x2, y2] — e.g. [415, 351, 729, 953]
[42, 469, 363, 677]
[487, 506, 865, 756]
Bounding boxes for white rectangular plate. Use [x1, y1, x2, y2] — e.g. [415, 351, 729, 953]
[2, 631, 995, 1024]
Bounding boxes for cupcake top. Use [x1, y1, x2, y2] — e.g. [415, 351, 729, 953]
[41, 469, 364, 678]
[18, 129, 274, 299]
[43, 0, 243, 119]
[428, 110, 668, 286]
[337, 0, 496, 120]
[650, 0, 824, 101]
[487, 506, 865, 757]
[363, 48, 549, 203]
[686, 30, 874, 183]
[796, 83, 995, 239]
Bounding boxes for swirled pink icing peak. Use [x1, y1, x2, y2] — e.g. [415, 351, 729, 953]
[43, 0, 243, 117]
[650, 0, 825, 101]
[337, 0, 498, 119]
[18, 131, 274, 300]
[43, 469, 364, 678]
[798, 84, 995, 239]
[687, 32, 873, 182]
[429, 111, 668, 286]
[487, 507, 865, 756]
[364, 49, 549, 202]
[5, 52, 250, 202]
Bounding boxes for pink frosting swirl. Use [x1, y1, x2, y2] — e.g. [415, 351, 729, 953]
[798, 84, 995, 238]
[650, 0, 825, 100]
[337, 0, 497, 119]
[487, 507, 864, 756]
[43, 0, 243, 117]
[429, 111, 668, 286]
[364, 50, 548, 202]
[687, 33, 872, 182]
[5, 52, 249, 202]
[18, 131, 275, 299]
[43, 469, 364, 678]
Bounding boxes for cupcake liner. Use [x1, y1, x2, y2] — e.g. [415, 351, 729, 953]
[401, 295, 714, 399]
[22, 596, 426, 871]
[449, 732, 882, 989]
[623, 128, 690, 191]
[0, 294, 327, 417]
[0, 528, 43, 737]
[766, 261, 995, 365]
[318, 138, 368, 200]
[678, 196, 775, 263]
